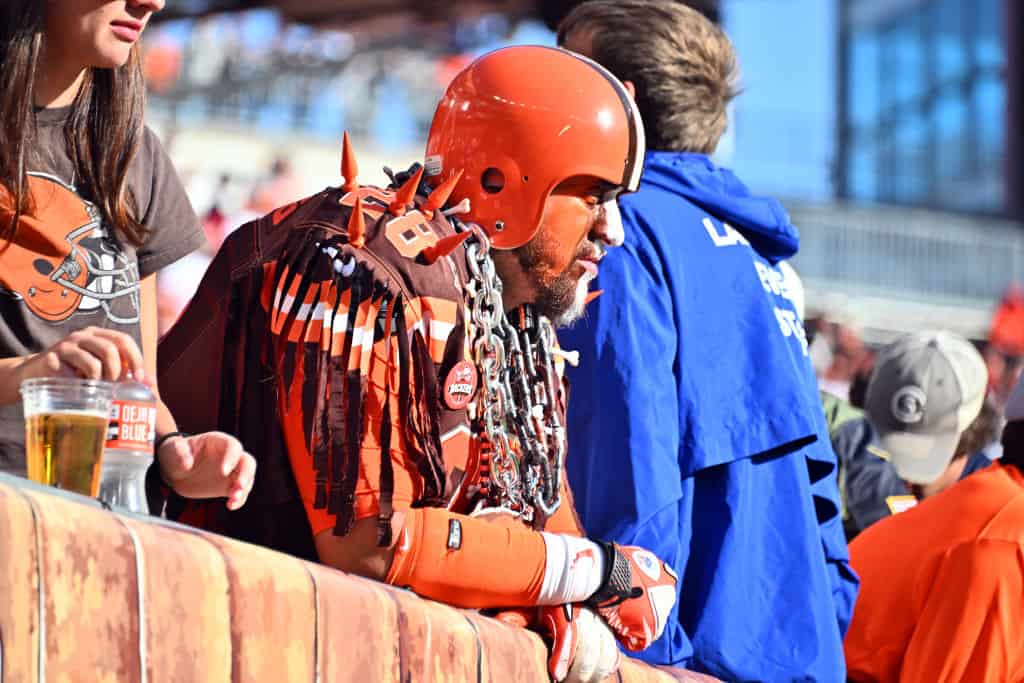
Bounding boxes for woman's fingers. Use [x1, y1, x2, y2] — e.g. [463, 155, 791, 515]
[73, 335, 122, 381]
[88, 328, 145, 378]
[51, 340, 104, 379]
[43, 327, 145, 381]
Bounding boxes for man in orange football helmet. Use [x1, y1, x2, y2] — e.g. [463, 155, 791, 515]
[422, 47, 643, 326]
[158, 46, 678, 683]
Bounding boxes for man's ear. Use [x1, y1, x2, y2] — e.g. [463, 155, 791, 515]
[623, 80, 636, 101]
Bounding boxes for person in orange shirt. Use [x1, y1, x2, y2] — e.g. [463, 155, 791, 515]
[844, 372, 1024, 682]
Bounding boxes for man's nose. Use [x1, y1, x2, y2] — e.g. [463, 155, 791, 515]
[591, 199, 624, 248]
[131, 0, 166, 13]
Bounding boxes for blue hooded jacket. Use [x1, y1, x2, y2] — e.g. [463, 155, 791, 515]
[560, 152, 858, 681]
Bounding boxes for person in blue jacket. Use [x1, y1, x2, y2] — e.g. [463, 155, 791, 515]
[558, 2, 858, 680]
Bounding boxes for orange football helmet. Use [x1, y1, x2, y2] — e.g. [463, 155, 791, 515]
[424, 45, 645, 250]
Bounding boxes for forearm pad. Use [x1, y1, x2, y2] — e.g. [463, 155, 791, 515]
[385, 507, 605, 609]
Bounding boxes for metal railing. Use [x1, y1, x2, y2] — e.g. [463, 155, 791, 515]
[789, 201, 1024, 307]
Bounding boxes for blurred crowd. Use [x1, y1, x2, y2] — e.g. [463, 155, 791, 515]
[807, 299, 1021, 536]
[808, 287, 1024, 419]
[155, 155, 303, 333]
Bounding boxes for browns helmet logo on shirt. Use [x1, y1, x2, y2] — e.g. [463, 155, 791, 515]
[0, 172, 140, 323]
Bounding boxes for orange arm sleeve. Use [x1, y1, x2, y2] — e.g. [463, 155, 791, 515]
[900, 539, 1024, 683]
[386, 506, 547, 608]
[385, 506, 608, 609]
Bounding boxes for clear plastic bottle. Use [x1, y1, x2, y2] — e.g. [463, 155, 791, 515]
[99, 374, 157, 513]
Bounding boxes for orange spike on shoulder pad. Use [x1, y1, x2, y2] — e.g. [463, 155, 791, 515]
[584, 289, 604, 306]
[347, 196, 366, 249]
[388, 166, 424, 216]
[341, 131, 359, 193]
[420, 230, 471, 265]
[421, 169, 464, 217]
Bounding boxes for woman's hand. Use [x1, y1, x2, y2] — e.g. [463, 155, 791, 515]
[157, 432, 256, 510]
[22, 326, 146, 383]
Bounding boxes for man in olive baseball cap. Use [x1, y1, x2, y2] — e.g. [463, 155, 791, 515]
[834, 330, 995, 539]
[864, 330, 988, 486]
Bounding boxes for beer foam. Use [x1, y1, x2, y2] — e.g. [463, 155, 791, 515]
[26, 409, 109, 420]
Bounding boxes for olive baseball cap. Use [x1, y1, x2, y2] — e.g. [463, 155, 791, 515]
[864, 331, 987, 484]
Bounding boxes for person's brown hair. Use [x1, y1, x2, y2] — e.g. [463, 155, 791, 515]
[953, 398, 1001, 462]
[1, 0, 148, 246]
[558, 0, 739, 154]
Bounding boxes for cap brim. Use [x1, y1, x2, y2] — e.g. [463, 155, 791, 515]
[878, 428, 961, 485]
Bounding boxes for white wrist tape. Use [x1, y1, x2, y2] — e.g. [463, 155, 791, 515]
[537, 533, 606, 605]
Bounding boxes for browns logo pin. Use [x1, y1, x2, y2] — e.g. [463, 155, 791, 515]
[443, 360, 478, 410]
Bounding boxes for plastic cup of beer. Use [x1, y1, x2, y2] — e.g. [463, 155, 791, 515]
[20, 377, 115, 497]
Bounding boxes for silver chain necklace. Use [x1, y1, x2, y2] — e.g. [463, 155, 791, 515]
[463, 230, 565, 522]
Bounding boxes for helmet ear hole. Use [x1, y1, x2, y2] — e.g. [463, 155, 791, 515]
[481, 168, 505, 194]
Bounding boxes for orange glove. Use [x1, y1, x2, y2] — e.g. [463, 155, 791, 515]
[585, 543, 679, 652]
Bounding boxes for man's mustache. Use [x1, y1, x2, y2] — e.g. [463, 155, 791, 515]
[575, 240, 606, 263]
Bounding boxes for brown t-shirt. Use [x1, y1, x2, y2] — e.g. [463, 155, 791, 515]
[0, 106, 205, 472]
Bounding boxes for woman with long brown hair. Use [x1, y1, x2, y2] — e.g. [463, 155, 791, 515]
[0, 0, 255, 509]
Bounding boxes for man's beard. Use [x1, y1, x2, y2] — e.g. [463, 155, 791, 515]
[514, 240, 596, 327]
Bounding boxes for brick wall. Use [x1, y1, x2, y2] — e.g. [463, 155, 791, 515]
[0, 474, 717, 682]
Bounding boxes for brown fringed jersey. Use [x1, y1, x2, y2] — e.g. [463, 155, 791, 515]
[157, 172, 580, 558]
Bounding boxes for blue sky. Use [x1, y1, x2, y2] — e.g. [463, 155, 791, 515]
[722, 0, 837, 201]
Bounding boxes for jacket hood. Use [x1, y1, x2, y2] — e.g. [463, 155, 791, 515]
[639, 151, 799, 262]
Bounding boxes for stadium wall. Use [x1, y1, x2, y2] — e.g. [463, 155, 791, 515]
[0, 473, 714, 682]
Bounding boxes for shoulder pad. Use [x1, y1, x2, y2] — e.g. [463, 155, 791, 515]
[256, 182, 471, 541]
